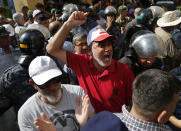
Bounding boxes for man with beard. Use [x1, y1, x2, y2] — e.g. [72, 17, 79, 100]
[18, 56, 94, 131]
[46, 11, 134, 113]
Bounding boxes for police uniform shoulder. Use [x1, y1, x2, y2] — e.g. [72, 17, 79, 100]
[2, 64, 19, 74]
[171, 29, 181, 36]
[2, 64, 28, 81]
[3, 64, 23, 74]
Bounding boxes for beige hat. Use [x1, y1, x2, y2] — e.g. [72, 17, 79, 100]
[157, 10, 181, 27]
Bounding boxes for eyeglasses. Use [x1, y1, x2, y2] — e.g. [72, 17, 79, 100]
[36, 75, 62, 89]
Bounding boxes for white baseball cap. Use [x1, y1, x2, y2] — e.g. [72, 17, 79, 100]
[87, 25, 116, 46]
[29, 56, 62, 85]
[33, 9, 42, 18]
[3, 24, 15, 36]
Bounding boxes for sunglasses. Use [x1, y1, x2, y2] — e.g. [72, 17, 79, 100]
[36, 75, 62, 89]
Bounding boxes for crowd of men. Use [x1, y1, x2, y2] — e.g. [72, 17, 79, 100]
[1, 0, 181, 131]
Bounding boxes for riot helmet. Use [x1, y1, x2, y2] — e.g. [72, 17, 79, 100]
[59, 4, 79, 24]
[137, 9, 154, 29]
[62, 4, 78, 14]
[19, 29, 45, 56]
[104, 6, 117, 16]
[149, 6, 165, 20]
[58, 12, 70, 23]
[130, 30, 164, 58]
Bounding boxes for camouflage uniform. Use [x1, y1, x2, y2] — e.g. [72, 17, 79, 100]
[116, 16, 131, 31]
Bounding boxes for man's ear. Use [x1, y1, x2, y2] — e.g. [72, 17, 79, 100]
[73, 45, 76, 49]
[29, 79, 33, 85]
[157, 110, 168, 124]
[89, 44, 93, 56]
[29, 79, 37, 89]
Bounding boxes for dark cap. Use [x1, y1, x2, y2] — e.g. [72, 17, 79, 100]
[35, 3, 44, 9]
[37, 13, 49, 21]
[0, 26, 9, 36]
[118, 5, 127, 12]
[21, 5, 28, 10]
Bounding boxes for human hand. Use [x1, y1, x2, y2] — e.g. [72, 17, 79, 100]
[67, 11, 88, 27]
[75, 94, 90, 126]
[121, 27, 125, 33]
[34, 113, 56, 131]
[107, 16, 114, 28]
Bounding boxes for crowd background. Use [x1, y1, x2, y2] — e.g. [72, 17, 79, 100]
[1, 0, 181, 131]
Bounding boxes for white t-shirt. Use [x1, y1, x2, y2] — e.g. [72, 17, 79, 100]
[18, 84, 94, 131]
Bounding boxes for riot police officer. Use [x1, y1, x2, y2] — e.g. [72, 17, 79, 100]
[103, 6, 123, 60]
[119, 30, 164, 76]
[58, 3, 79, 24]
[58, 3, 79, 42]
[0, 29, 46, 115]
[122, 7, 164, 58]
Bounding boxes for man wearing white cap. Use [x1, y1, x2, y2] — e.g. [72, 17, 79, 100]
[27, 10, 50, 40]
[18, 56, 94, 131]
[46, 11, 134, 113]
[3, 23, 19, 48]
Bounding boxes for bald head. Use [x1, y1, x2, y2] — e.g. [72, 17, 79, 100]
[49, 21, 62, 36]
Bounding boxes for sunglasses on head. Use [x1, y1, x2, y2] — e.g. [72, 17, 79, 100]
[36, 75, 62, 89]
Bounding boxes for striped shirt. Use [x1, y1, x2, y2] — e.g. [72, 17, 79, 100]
[115, 105, 172, 131]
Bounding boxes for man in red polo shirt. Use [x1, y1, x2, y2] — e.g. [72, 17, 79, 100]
[46, 11, 134, 113]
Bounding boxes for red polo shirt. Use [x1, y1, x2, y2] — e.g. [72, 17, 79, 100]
[67, 52, 134, 113]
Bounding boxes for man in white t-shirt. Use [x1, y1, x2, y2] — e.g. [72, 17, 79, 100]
[18, 56, 94, 131]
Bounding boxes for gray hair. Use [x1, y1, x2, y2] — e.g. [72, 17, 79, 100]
[72, 32, 87, 45]
[13, 13, 23, 24]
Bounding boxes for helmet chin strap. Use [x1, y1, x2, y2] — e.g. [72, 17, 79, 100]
[18, 55, 36, 67]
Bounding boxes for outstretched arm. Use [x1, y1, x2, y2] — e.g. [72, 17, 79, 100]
[46, 11, 87, 65]
[169, 115, 181, 128]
